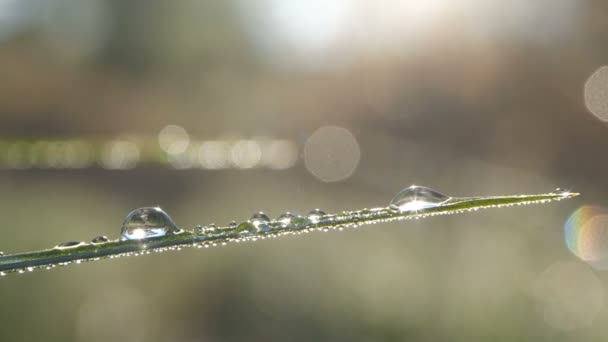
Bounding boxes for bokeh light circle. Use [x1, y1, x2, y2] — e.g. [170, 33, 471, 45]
[565, 206, 608, 270]
[533, 261, 603, 331]
[584, 66, 608, 122]
[158, 125, 190, 155]
[304, 126, 360, 182]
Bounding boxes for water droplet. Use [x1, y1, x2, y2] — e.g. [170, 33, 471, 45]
[204, 223, 219, 233]
[229, 221, 238, 229]
[91, 235, 109, 244]
[120, 207, 179, 241]
[236, 221, 259, 234]
[0, 251, 4, 256]
[290, 215, 311, 229]
[389, 185, 451, 212]
[307, 209, 326, 223]
[251, 212, 272, 232]
[251, 212, 270, 223]
[55, 241, 85, 249]
[277, 212, 296, 227]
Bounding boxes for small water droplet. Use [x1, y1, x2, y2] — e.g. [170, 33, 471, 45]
[0, 251, 4, 256]
[55, 241, 84, 249]
[120, 207, 179, 241]
[251, 212, 270, 223]
[229, 221, 238, 229]
[277, 212, 296, 227]
[202, 223, 219, 234]
[91, 235, 109, 244]
[307, 209, 326, 223]
[389, 185, 451, 213]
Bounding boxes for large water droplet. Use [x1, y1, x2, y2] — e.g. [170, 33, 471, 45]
[251, 212, 272, 232]
[307, 209, 326, 224]
[91, 236, 109, 244]
[389, 185, 451, 212]
[120, 207, 179, 241]
[55, 241, 85, 249]
[277, 212, 296, 227]
[251, 212, 270, 223]
[236, 221, 259, 234]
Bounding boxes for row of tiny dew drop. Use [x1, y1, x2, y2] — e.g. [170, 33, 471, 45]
[0, 186, 578, 276]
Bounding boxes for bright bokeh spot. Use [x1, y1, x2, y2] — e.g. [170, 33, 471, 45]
[158, 125, 190, 155]
[304, 126, 360, 182]
[261, 139, 298, 170]
[198, 140, 231, 169]
[100, 140, 140, 169]
[565, 206, 608, 270]
[231, 140, 262, 169]
[584, 66, 608, 122]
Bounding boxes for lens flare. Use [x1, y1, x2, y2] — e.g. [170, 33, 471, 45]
[564, 206, 608, 270]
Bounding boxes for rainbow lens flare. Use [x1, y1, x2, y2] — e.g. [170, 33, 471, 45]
[565, 206, 608, 270]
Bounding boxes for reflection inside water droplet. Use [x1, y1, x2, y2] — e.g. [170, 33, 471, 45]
[389, 185, 451, 212]
[120, 207, 179, 241]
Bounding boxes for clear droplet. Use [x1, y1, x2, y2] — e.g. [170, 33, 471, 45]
[236, 221, 259, 234]
[251, 212, 272, 232]
[277, 212, 296, 227]
[228, 221, 238, 229]
[55, 241, 85, 249]
[120, 207, 179, 241]
[251, 212, 270, 223]
[389, 185, 451, 212]
[206, 223, 218, 233]
[307, 209, 326, 223]
[289, 215, 311, 229]
[91, 236, 109, 244]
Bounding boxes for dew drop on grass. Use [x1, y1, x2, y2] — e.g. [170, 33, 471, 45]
[251, 212, 270, 223]
[390, 185, 451, 212]
[236, 221, 259, 234]
[307, 209, 326, 223]
[277, 212, 296, 227]
[55, 241, 85, 249]
[91, 236, 109, 244]
[251, 212, 271, 232]
[120, 207, 179, 241]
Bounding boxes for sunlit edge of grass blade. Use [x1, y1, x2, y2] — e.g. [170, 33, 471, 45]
[0, 191, 579, 275]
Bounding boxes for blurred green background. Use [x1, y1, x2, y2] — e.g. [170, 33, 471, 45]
[1, 0, 608, 341]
